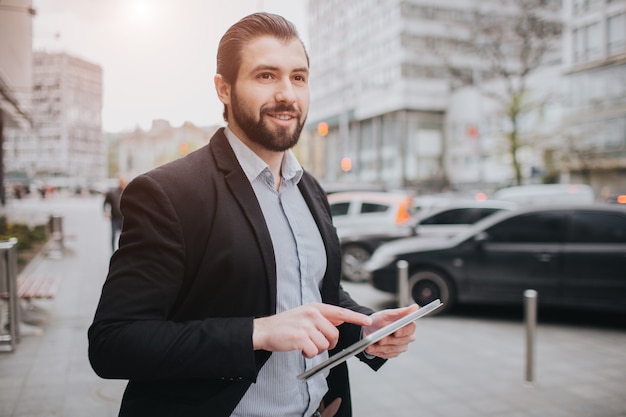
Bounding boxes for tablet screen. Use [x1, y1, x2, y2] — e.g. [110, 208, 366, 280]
[297, 299, 442, 380]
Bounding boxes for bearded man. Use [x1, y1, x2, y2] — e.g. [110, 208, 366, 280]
[88, 12, 419, 417]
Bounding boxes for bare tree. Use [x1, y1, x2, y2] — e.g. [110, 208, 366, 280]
[445, 0, 562, 185]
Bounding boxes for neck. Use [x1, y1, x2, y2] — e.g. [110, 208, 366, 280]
[228, 126, 284, 189]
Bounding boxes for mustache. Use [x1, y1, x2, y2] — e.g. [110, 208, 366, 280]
[261, 103, 300, 116]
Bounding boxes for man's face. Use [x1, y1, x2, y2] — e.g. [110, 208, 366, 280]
[220, 36, 309, 152]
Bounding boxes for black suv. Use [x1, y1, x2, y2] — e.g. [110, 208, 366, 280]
[365, 205, 626, 314]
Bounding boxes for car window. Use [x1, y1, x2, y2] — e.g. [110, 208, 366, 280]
[330, 202, 350, 217]
[421, 208, 502, 225]
[360, 202, 390, 214]
[486, 212, 565, 243]
[568, 212, 626, 243]
[472, 208, 504, 222]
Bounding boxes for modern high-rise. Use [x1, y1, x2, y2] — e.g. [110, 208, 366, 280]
[307, 0, 450, 189]
[5, 52, 105, 189]
[305, 0, 566, 191]
[561, 0, 626, 194]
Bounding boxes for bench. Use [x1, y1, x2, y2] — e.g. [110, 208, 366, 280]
[0, 239, 57, 350]
[16, 273, 58, 300]
[0, 273, 58, 331]
[16, 235, 63, 300]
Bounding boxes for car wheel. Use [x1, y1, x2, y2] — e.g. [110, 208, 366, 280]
[341, 245, 372, 282]
[408, 270, 454, 313]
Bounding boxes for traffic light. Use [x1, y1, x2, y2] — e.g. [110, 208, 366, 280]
[317, 121, 329, 137]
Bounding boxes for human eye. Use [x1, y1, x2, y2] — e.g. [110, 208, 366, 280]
[293, 73, 307, 83]
[257, 72, 274, 80]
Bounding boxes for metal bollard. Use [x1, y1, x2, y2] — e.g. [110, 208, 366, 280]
[0, 238, 20, 352]
[397, 260, 409, 308]
[47, 215, 65, 257]
[524, 289, 538, 384]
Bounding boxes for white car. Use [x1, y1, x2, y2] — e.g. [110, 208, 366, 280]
[330, 195, 515, 282]
[328, 191, 417, 282]
[492, 183, 595, 205]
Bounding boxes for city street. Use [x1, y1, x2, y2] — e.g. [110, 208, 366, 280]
[1, 195, 625, 417]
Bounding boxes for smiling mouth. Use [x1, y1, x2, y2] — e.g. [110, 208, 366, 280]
[263, 104, 299, 122]
[268, 113, 295, 121]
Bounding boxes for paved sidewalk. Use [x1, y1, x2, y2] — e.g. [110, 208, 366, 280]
[1, 196, 125, 417]
[1, 195, 625, 417]
[346, 284, 626, 417]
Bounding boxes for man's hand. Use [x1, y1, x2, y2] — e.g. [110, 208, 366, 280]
[362, 304, 420, 359]
[253, 303, 373, 358]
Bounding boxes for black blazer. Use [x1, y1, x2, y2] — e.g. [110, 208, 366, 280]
[88, 128, 385, 417]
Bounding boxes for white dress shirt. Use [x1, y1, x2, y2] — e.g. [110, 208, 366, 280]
[226, 128, 329, 417]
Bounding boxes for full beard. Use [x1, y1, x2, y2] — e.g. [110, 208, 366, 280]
[231, 90, 306, 152]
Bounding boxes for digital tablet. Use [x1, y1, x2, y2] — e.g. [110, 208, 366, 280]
[297, 299, 442, 380]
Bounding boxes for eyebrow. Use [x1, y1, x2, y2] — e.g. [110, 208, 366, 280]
[252, 64, 309, 74]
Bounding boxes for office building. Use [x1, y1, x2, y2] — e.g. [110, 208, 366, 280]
[5, 52, 105, 190]
[306, 0, 565, 191]
[561, 0, 626, 194]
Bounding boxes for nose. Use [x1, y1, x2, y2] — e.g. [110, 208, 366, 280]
[275, 77, 296, 103]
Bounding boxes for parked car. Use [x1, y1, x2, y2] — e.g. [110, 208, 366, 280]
[328, 191, 416, 282]
[605, 193, 626, 205]
[365, 204, 626, 314]
[492, 183, 595, 205]
[331, 195, 513, 282]
[409, 200, 517, 239]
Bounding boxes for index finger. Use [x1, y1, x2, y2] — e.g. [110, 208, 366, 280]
[315, 304, 373, 327]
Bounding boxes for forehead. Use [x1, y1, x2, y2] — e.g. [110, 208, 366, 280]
[238, 36, 308, 75]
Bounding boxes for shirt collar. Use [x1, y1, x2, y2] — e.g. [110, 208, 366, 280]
[224, 126, 303, 184]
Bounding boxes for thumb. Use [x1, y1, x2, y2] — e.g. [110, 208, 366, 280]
[383, 304, 420, 321]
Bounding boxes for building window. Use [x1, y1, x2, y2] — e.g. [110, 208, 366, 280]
[608, 13, 626, 56]
[584, 22, 602, 61]
[573, 28, 582, 63]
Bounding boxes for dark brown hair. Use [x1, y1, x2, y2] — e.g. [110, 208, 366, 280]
[216, 12, 309, 121]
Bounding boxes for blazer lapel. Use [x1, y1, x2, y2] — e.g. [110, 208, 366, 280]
[210, 129, 277, 312]
[298, 174, 342, 305]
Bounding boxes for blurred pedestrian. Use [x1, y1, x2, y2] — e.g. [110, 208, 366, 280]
[89, 12, 419, 417]
[102, 177, 126, 251]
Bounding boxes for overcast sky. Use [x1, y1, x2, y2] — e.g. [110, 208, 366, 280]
[32, 0, 309, 132]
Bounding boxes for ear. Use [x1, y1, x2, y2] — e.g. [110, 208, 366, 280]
[214, 74, 231, 106]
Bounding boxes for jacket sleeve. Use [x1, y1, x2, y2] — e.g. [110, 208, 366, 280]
[88, 174, 260, 383]
[336, 285, 387, 370]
